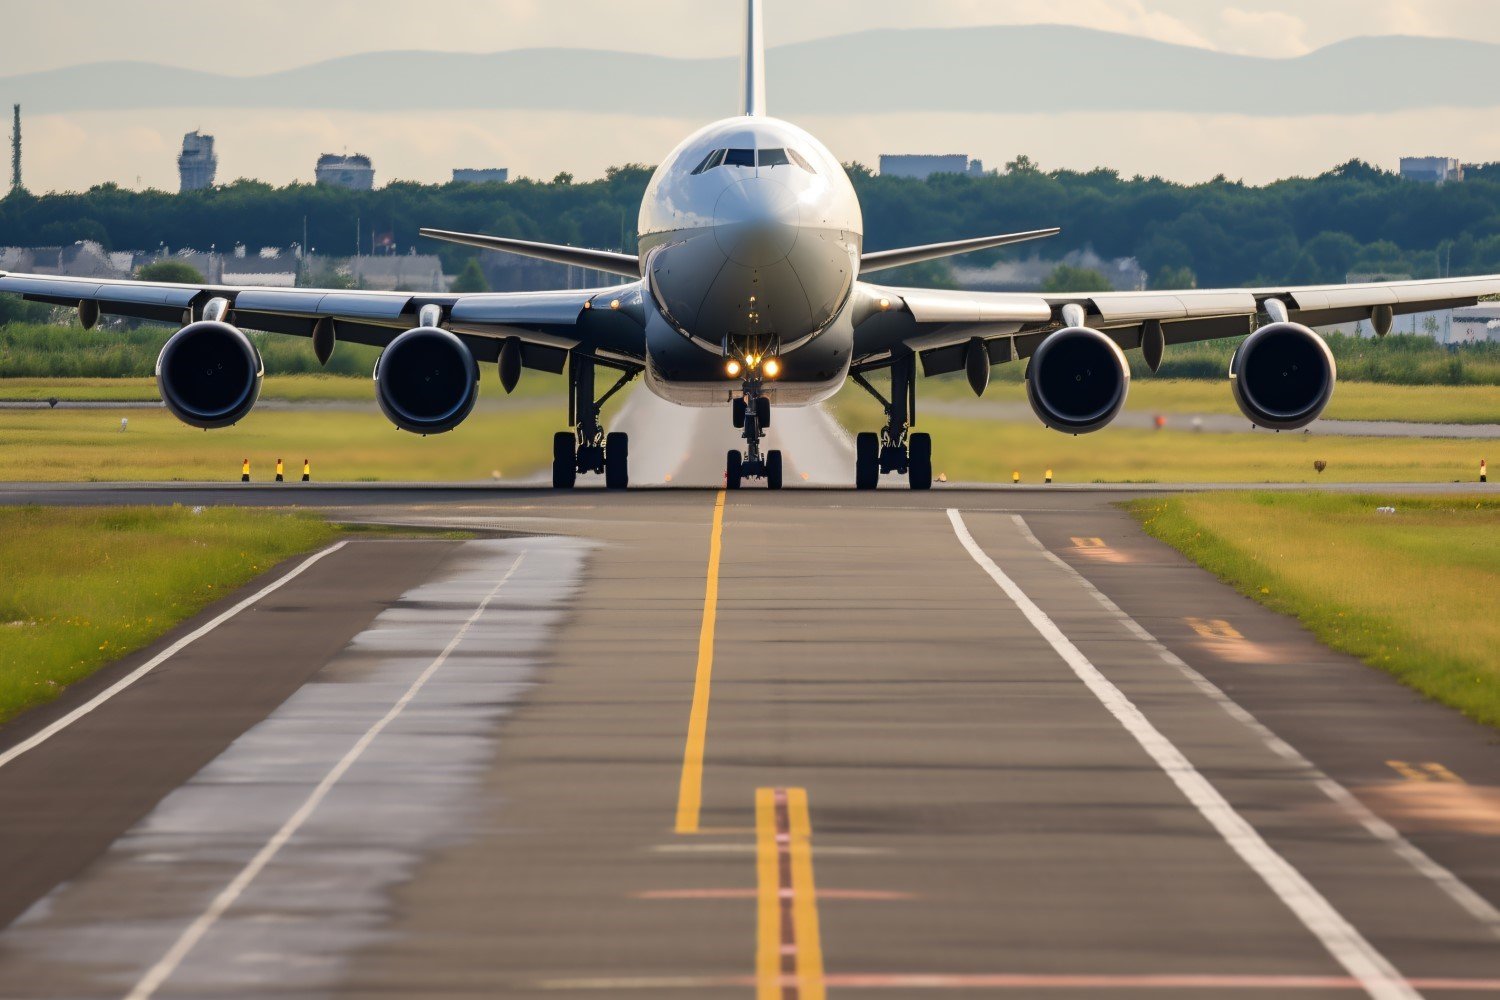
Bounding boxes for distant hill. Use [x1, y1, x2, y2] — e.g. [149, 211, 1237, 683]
[2, 26, 1499, 117]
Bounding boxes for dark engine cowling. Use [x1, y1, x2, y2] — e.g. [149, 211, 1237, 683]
[374, 326, 480, 434]
[155, 321, 263, 429]
[1025, 326, 1131, 434]
[1230, 322, 1337, 430]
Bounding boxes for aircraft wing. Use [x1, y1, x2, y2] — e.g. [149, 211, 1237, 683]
[0, 270, 648, 374]
[851, 274, 1500, 376]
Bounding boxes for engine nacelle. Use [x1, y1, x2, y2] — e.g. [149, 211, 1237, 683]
[1025, 326, 1130, 434]
[1229, 322, 1336, 430]
[155, 321, 263, 429]
[374, 326, 480, 434]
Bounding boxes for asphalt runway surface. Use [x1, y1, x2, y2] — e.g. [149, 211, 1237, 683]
[0, 444, 1498, 996]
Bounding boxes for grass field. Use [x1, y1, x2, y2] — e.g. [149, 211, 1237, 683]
[922, 375, 1500, 425]
[0, 401, 574, 481]
[834, 391, 1494, 484]
[0, 506, 339, 723]
[1130, 493, 1500, 728]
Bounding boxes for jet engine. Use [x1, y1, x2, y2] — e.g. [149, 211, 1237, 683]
[1229, 322, 1336, 430]
[1025, 326, 1130, 434]
[155, 320, 263, 429]
[374, 326, 480, 434]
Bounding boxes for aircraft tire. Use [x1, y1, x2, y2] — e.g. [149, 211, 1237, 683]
[605, 432, 629, 489]
[909, 432, 932, 491]
[726, 449, 744, 489]
[732, 398, 746, 429]
[855, 432, 879, 490]
[756, 396, 771, 428]
[552, 431, 577, 489]
[766, 449, 783, 490]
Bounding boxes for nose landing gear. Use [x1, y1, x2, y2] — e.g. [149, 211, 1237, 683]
[851, 352, 932, 491]
[725, 382, 783, 489]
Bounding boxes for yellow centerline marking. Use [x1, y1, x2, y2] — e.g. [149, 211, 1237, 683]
[755, 787, 827, 1000]
[787, 788, 827, 1000]
[755, 789, 781, 1000]
[675, 489, 727, 834]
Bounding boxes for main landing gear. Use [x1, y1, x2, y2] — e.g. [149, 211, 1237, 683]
[725, 380, 783, 490]
[553, 351, 638, 490]
[851, 352, 932, 491]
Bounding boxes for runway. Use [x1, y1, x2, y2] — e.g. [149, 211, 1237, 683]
[0, 482, 1497, 999]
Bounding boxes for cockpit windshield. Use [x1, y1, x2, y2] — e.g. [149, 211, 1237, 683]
[691, 147, 814, 175]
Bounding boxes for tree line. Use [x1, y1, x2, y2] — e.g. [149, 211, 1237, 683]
[4, 158, 1500, 288]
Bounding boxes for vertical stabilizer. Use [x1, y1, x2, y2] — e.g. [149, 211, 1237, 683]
[742, 0, 766, 116]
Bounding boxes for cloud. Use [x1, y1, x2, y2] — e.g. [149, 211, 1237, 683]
[1218, 8, 1309, 56]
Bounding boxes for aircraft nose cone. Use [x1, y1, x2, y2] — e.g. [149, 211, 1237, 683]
[714, 176, 800, 267]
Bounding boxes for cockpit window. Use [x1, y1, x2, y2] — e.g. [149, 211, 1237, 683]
[691, 146, 815, 175]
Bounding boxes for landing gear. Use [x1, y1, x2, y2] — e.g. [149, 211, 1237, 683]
[725, 375, 783, 489]
[851, 351, 931, 491]
[553, 351, 638, 490]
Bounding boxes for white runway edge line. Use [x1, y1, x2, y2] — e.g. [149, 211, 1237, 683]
[123, 551, 528, 1000]
[945, 510, 1420, 1000]
[0, 540, 351, 774]
[1008, 514, 1500, 941]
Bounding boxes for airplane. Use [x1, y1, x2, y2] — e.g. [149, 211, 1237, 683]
[4, 0, 1499, 491]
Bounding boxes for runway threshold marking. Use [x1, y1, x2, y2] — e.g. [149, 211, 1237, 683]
[0, 540, 350, 774]
[675, 489, 727, 835]
[121, 552, 528, 1000]
[1008, 513, 1500, 942]
[757, 787, 826, 1000]
[1387, 761, 1464, 784]
[947, 510, 1420, 1000]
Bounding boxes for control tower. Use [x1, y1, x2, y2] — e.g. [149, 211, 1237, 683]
[178, 131, 218, 192]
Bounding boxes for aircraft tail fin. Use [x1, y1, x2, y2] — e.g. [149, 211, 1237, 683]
[742, 0, 766, 116]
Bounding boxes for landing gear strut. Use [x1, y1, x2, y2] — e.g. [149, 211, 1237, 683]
[851, 351, 931, 491]
[725, 377, 782, 490]
[553, 351, 638, 489]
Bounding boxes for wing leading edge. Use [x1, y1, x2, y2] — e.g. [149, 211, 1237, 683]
[0, 270, 648, 374]
[851, 274, 1500, 377]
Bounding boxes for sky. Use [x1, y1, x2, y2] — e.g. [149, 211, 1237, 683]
[3, 1, 1500, 192]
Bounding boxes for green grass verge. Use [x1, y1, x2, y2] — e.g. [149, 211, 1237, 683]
[835, 389, 1494, 484]
[0, 396, 584, 481]
[1129, 492, 1500, 728]
[0, 506, 339, 723]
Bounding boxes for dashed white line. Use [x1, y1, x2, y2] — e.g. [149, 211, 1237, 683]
[122, 551, 527, 1000]
[0, 541, 350, 773]
[947, 509, 1420, 1000]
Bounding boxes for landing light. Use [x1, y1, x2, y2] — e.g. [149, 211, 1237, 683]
[726, 359, 743, 378]
[763, 357, 782, 378]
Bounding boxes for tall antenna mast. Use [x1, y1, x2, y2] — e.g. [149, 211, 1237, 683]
[9, 105, 20, 194]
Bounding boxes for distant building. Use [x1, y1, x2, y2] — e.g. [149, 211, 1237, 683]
[1400, 156, 1463, 184]
[0, 242, 130, 280]
[178, 131, 218, 192]
[1446, 305, 1500, 344]
[879, 154, 986, 179]
[952, 248, 1145, 293]
[316, 153, 375, 190]
[452, 168, 509, 185]
[349, 254, 447, 292]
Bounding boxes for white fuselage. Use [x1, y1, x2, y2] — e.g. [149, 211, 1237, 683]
[634, 116, 864, 406]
